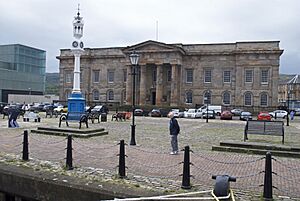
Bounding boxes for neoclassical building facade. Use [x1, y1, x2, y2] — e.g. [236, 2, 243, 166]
[57, 40, 283, 108]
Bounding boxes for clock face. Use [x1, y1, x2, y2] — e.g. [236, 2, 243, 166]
[80, 42, 84, 48]
[72, 41, 78, 48]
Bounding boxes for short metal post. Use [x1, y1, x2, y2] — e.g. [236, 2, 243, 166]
[263, 152, 273, 200]
[66, 135, 73, 170]
[22, 130, 29, 161]
[118, 140, 126, 178]
[181, 146, 191, 189]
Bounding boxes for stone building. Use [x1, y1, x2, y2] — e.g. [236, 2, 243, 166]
[278, 74, 300, 104]
[57, 40, 283, 108]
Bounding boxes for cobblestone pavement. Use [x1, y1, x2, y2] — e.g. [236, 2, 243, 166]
[0, 114, 300, 200]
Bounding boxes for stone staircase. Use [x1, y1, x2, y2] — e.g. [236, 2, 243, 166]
[212, 141, 300, 158]
[31, 127, 108, 138]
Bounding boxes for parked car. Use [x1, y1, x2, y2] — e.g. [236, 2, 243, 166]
[240, 111, 253, 121]
[149, 109, 161, 117]
[184, 109, 202, 118]
[134, 109, 144, 116]
[53, 105, 68, 114]
[295, 108, 300, 116]
[257, 112, 271, 121]
[220, 110, 233, 120]
[269, 110, 288, 119]
[198, 105, 222, 116]
[170, 109, 180, 118]
[231, 108, 244, 116]
[202, 110, 216, 119]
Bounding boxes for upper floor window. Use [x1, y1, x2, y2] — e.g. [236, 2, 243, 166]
[223, 71, 231, 83]
[93, 70, 100, 83]
[204, 91, 212, 104]
[152, 69, 157, 82]
[167, 69, 172, 82]
[261, 70, 269, 84]
[244, 92, 252, 106]
[204, 70, 212, 83]
[222, 91, 231, 105]
[108, 71, 114, 83]
[65, 72, 72, 83]
[260, 93, 268, 106]
[93, 90, 99, 101]
[186, 69, 193, 83]
[185, 91, 193, 104]
[245, 70, 253, 83]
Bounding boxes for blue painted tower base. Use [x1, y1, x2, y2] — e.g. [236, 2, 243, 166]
[68, 92, 86, 121]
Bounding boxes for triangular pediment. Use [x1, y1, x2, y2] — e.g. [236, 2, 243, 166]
[123, 40, 185, 54]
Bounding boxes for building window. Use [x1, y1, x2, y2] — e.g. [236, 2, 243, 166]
[167, 69, 172, 82]
[108, 71, 114, 83]
[223, 91, 231, 105]
[204, 70, 212, 83]
[260, 93, 268, 106]
[93, 90, 99, 101]
[185, 91, 193, 104]
[65, 72, 72, 83]
[123, 69, 127, 82]
[93, 70, 100, 83]
[245, 70, 253, 83]
[186, 69, 193, 83]
[223, 71, 231, 83]
[152, 69, 157, 82]
[244, 92, 252, 106]
[204, 91, 212, 104]
[261, 70, 269, 84]
[107, 90, 114, 101]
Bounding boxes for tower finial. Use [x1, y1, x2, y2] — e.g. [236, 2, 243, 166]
[77, 3, 80, 16]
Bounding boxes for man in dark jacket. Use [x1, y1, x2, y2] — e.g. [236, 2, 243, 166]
[168, 112, 180, 155]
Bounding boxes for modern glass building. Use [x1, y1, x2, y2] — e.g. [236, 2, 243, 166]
[0, 44, 46, 103]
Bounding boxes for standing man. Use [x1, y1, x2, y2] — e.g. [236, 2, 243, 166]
[168, 112, 180, 155]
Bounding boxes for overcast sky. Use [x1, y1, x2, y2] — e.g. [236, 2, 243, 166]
[0, 0, 299, 74]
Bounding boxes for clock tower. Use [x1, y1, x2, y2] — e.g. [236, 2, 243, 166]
[68, 5, 86, 121]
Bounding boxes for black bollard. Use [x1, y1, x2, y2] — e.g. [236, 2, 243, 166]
[263, 152, 273, 200]
[118, 140, 126, 178]
[22, 130, 29, 161]
[66, 135, 73, 170]
[181, 146, 191, 189]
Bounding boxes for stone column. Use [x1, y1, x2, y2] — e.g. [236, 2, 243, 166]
[126, 65, 132, 105]
[139, 65, 147, 105]
[170, 64, 178, 106]
[156, 64, 164, 105]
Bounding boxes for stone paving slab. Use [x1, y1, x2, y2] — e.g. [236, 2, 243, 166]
[0, 114, 300, 200]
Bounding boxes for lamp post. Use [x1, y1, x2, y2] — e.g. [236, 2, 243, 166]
[204, 97, 208, 123]
[286, 84, 291, 126]
[129, 51, 139, 145]
[28, 88, 32, 104]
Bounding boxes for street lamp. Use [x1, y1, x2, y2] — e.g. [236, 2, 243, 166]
[28, 88, 32, 104]
[204, 96, 208, 123]
[129, 51, 139, 145]
[286, 84, 292, 126]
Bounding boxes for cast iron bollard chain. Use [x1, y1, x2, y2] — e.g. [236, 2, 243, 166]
[22, 130, 29, 161]
[181, 146, 192, 189]
[118, 140, 126, 178]
[66, 135, 73, 170]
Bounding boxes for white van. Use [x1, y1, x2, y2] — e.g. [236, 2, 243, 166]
[198, 105, 222, 116]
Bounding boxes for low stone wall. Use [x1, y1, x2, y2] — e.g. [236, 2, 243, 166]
[0, 162, 158, 201]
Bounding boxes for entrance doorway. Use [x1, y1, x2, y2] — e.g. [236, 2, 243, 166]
[151, 92, 156, 105]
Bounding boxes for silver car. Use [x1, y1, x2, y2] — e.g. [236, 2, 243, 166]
[240, 111, 252, 121]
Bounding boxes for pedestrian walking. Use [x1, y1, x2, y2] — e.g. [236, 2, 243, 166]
[168, 112, 180, 155]
[290, 110, 295, 121]
[8, 107, 20, 128]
